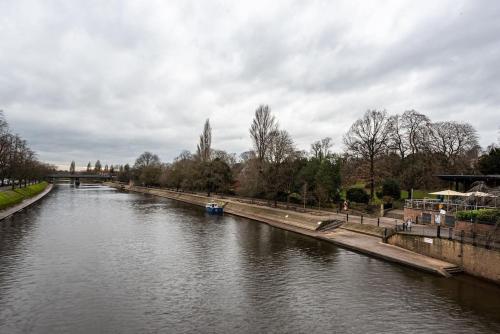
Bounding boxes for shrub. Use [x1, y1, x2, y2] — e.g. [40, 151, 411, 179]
[477, 209, 500, 223]
[456, 209, 500, 223]
[456, 210, 476, 221]
[346, 187, 370, 204]
[288, 192, 302, 204]
[382, 179, 401, 200]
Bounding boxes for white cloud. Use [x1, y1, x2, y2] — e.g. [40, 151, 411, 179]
[1, 0, 499, 167]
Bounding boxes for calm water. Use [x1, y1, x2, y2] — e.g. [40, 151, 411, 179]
[1, 185, 500, 333]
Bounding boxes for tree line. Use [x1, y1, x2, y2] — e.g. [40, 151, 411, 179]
[68, 159, 124, 175]
[126, 106, 342, 208]
[0, 111, 55, 188]
[107, 106, 496, 207]
[343, 109, 481, 200]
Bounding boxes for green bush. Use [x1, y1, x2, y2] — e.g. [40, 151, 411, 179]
[288, 192, 302, 204]
[346, 187, 370, 204]
[456, 209, 500, 223]
[382, 178, 401, 200]
[477, 209, 500, 223]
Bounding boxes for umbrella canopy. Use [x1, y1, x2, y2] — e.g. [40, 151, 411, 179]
[429, 190, 468, 196]
[465, 191, 497, 197]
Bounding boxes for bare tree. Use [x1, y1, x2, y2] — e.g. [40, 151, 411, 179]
[388, 110, 431, 158]
[196, 119, 212, 162]
[133, 152, 162, 186]
[311, 137, 333, 161]
[133, 152, 160, 169]
[250, 105, 277, 161]
[267, 130, 295, 165]
[69, 161, 76, 174]
[401, 110, 431, 156]
[430, 121, 479, 170]
[343, 110, 391, 200]
[265, 130, 296, 206]
[0, 111, 53, 186]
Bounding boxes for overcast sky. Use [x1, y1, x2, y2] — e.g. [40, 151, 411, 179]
[1, 0, 499, 168]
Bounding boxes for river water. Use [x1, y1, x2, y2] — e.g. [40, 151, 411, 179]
[1, 185, 500, 333]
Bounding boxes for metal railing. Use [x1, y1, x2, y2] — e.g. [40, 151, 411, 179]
[405, 199, 497, 212]
[397, 224, 500, 250]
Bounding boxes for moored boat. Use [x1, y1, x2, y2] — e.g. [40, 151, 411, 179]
[205, 202, 223, 214]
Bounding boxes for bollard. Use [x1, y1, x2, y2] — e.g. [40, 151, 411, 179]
[361, 215, 363, 224]
[437, 225, 441, 239]
[377, 217, 380, 227]
[383, 228, 387, 243]
[347, 213, 349, 222]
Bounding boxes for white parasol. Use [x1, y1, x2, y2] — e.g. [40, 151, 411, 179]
[465, 191, 498, 209]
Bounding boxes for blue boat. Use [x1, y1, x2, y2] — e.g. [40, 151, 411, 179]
[205, 202, 223, 214]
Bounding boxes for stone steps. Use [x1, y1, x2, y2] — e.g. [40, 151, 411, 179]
[317, 220, 344, 232]
[444, 266, 463, 275]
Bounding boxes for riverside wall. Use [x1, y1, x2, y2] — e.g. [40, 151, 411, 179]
[0, 183, 54, 221]
[388, 233, 500, 284]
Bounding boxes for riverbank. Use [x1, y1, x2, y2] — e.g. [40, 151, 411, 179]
[106, 183, 461, 277]
[0, 182, 53, 220]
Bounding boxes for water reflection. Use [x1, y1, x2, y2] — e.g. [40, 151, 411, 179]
[0, 184, 499, 333]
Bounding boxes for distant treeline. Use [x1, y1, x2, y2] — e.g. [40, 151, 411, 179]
[100, 106, 497, 208]
[0, 111, 55, 189]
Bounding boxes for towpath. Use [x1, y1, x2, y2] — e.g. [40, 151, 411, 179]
[0, 184, 53, 220]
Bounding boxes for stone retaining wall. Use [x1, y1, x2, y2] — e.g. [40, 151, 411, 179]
[388, 233, 500, 284]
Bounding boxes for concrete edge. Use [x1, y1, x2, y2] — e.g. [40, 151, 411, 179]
[339, 226, 384, 238]
[316, 235, 448, 277]
[0, 183, 54, 221]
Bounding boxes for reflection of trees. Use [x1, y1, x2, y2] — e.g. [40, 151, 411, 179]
[0, 204, 41, 295]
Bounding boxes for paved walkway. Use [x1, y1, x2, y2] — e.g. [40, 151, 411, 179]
[0, 184, 53, 220]
[321, 229, 458, 276]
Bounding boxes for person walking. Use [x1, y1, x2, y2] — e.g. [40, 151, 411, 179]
[407, 219, 412, 232]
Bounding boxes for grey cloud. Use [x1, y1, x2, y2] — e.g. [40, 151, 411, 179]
[1, 0, 499, 167]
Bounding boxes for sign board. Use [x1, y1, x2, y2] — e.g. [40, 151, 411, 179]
[435, 214, 441, 225]
[440, 209, 446, 215]
[424, 237, 433, 244]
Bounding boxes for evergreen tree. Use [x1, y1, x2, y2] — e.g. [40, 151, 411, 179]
[69, 161, 76, 174]
[94, 160, 102, 173]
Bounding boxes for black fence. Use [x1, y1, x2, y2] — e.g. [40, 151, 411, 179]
[398, 225, 500, 250]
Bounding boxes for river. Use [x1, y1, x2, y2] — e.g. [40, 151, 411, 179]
[1, 184, 500, 333]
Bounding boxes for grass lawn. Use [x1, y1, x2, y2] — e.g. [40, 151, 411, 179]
[0, 182, 48, 210]
[401, 189, 436, 199]
[342, 181, 436, 208]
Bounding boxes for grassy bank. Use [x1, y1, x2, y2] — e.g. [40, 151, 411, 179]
[0, 182, 48, 210]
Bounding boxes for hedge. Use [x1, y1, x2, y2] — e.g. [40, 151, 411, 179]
[456, 209, 500, 223]
[346, 187, 370, 204]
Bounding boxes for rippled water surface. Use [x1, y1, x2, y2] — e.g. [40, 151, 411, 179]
[1, 185, 500, 333]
